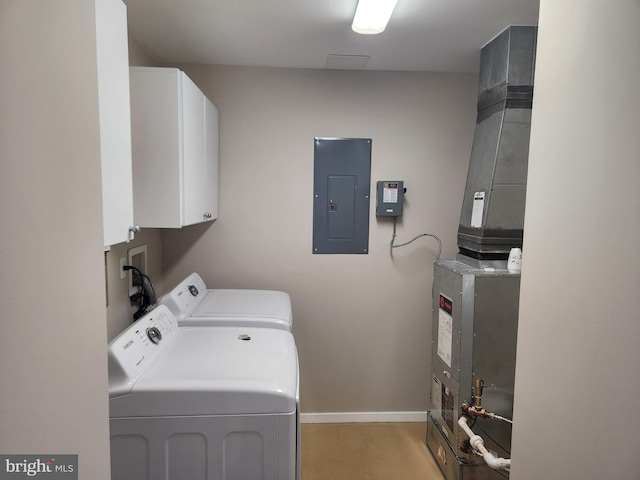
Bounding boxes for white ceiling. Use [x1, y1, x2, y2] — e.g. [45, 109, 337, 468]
[123, 0, 539, 73]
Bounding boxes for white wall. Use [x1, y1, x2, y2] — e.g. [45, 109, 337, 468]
[160, 65, 478, 414]
[0, 1, 111, 477]
[511, 1, 640, 478]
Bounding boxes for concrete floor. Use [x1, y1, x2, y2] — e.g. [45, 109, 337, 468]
[301, 422, 444, 480]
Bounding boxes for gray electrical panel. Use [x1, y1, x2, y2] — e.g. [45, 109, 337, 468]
[376, 181, 404, 217]
[312, 137, 371, 254]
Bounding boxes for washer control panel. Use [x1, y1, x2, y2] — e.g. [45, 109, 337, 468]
[108, 305, 179, 382]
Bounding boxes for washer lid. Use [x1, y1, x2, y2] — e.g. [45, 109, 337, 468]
[185, 289, 292, 331]
[109, 327, 298, 418]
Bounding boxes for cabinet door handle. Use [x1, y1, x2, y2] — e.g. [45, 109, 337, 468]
[128, 225, 141, 241]
[204, 212, 212, 220]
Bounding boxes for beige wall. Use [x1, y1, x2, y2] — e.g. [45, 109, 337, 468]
[511, 1, 640, 478]
[160, 65, 478, 413]
[0, 1, 111, 477]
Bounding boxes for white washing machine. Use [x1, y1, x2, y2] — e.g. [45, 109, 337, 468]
[158, 272, 293, 331]
[108, 305, 300, 480]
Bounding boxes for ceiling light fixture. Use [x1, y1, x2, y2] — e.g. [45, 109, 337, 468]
[351, 0, 399, 35]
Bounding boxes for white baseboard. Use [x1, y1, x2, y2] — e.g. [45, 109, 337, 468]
[300, 411, 428, 424]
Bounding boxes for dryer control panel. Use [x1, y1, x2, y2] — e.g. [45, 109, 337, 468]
[157, 272, 207, 320]
[108, 306, 180, 396]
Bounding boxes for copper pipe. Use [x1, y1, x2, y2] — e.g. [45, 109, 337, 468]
[474, 378, 484, 407]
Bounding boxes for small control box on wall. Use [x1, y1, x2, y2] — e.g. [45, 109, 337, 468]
[376, 181, 404, 217]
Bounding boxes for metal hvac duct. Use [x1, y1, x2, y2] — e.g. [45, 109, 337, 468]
[457, 26, 537, 259]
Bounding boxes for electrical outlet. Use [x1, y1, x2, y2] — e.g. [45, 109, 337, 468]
[120, 257, 127, 280]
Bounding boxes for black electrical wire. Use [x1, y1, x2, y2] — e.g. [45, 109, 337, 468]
[469, 415, 478, 429]
[124, 265, 156, 321]
[140, 272, 156, 304]
[127, 265, 145, 317]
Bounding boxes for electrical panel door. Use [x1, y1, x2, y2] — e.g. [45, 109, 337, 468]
[312, 138, 371, 254]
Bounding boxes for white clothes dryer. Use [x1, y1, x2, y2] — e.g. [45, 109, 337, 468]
[158, 272, 293, 332]
[108, 305, 299, 480]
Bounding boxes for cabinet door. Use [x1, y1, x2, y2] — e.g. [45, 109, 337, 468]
[130, 68, 219, 228]
[203, 97, 219, 221]
[96, 0, 134, 245]
[181, 73, 207, 226]
[130, 68, 183, 228]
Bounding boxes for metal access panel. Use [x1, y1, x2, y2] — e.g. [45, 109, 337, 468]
[312, 138, 371, 254]
[426, 412, 500, 480]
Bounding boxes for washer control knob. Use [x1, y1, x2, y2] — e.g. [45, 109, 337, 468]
[188, 285, 199, 297]
[146, 326, 162, 344]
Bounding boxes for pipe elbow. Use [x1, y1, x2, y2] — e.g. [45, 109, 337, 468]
[483, 451, 511, 470]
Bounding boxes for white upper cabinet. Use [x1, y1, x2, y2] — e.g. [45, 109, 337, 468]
[96, 0, 135, 246]
[129, 67, 219, 228]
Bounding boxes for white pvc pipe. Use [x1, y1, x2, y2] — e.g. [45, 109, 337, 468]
[458, 416, 511, 470]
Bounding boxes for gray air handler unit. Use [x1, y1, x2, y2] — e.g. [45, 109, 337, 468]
[428, 261, 520, 480]
[426, 25, 536, 480]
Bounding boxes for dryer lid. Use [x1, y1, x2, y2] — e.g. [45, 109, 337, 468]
[187, 289, 293, 330]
